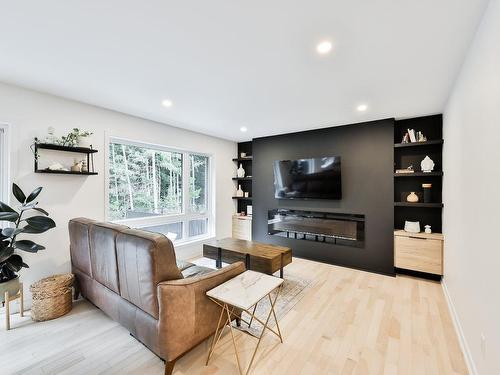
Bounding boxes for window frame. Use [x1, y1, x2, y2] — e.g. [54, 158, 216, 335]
[0, 123, 10, 206]
[105, 136, 215, 245]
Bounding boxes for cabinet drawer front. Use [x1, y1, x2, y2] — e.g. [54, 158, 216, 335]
[232, 217, 252, 241]
[395, 236, 442, 275]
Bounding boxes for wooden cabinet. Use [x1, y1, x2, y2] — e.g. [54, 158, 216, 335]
[394, 230, 443, 275]
[232, 215, 252, 241]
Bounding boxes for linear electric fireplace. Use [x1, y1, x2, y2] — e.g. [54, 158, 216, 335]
[268, 209, 365, 248]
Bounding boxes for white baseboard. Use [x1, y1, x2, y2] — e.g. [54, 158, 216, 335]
[442, 278, 477, 375]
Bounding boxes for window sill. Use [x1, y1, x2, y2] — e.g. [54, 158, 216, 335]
[174, 235, 215, 249]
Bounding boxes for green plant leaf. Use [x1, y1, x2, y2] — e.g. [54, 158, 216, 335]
[2, 227, 23, 237]
[12, 183, 26, 204]
[14, 240, 45, 253]
[33, 207, 49, 216]
[21, 202, 38, 211]
[25, 216, 56, 231]
[0, 201, 16, 213]
[26, 187, 43, 203]
[22, 225, 45, 234]
[0, 212, 19, 222]
[5, 254, 23, 272]
[0, 247, 14, 263]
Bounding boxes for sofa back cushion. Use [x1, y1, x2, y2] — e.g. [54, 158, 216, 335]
[89, 222, 129, 294]
[69, 218, 96, 276]
[116, 228, 182, 319]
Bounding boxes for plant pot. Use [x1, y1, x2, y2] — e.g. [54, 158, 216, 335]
[0, 276, 20, 303]
[78, 136, 92, 148]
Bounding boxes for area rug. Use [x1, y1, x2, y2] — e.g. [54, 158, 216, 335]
[234, 271, 313, 337]
[191, 257, 314, 337]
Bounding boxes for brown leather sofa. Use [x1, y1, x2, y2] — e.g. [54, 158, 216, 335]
[69, 218, 245, 375]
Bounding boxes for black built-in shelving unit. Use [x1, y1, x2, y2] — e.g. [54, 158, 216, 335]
[233, 141, 253, 214]
[394, 114, 443, 232]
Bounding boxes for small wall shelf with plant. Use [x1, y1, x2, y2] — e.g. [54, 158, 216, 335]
[32, 128, 98, 175]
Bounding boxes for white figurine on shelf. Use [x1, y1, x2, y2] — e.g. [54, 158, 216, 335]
[421, 155, 435, 173]
[236, 184, 244, 197]
[424, 225, 432, 234]
[236, 163, 245, 178]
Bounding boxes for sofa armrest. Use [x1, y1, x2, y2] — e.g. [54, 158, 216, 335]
[157, 261, 245, 361]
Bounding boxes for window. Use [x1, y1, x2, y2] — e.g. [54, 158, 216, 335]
[107, 138, 212, 243]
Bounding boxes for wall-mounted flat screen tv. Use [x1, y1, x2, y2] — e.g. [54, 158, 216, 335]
[273, 156, 341, 200]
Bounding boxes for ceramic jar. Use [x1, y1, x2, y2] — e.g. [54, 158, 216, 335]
[406, 192, 419, 203]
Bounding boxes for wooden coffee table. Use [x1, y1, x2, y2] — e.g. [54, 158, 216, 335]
[203, 238, 292, 278]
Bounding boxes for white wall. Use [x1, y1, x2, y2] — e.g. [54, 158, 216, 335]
[0, 82, 236, 307]
[443, 1, 500, 374]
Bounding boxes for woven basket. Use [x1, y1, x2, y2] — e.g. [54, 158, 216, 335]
[30, 273, 74, 322]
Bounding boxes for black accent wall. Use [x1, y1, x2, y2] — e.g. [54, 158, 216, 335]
[252, 118, 395, 276]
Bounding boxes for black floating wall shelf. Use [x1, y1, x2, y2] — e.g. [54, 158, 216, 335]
[34, 143, 98, 176]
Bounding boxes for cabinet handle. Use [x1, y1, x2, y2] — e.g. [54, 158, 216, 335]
[409, 236, 427, 240]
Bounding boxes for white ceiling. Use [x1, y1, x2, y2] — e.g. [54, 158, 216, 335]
[0, 1, 489, 141]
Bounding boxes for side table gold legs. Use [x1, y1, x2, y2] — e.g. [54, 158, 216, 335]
[206, 286, 283, 375]
[4, 282, 24, 330]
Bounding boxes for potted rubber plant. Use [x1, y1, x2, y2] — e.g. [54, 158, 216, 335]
[0, 183, 55, 302]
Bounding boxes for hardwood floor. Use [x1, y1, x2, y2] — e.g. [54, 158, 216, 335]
[0, 258, 467, 374]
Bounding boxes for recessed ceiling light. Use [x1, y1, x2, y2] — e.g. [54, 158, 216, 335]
[316, 41, 332, 55]
[240, 126, 248, 132]
[357, 104, 368, 112]
[161, 99, 173, 108]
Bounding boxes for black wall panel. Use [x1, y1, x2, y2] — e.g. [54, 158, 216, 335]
[252, 118, 395, 275]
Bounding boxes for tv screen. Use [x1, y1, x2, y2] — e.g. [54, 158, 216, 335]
[273, 156, 341, 200]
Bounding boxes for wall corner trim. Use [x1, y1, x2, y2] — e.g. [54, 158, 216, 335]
[441, 278, 478, 375]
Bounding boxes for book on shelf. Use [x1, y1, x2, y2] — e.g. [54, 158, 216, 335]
[408, 128, 417, 143]
[395, 168, 414, 174]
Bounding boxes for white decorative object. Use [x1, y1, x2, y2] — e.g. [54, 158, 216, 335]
[236, 163, 245, 178]
[44, 126, 57, 144]
[236, 184, 244, 197]
[81, 159, 88, 172]
[240, 152, 246, 158]
[404, 221, 420, 233]
[71, 159, 83, 172]
[421, 155, 435, 173]
[247, 205, 253, 216]
[424, 225, 432, 234]
[48, 162, 68, 171]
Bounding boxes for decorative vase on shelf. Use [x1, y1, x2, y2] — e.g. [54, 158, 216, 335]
[406, 192, 419, 203]
[425, 225, 432, 234]
[422, 183, 432, 203]
[404, 221, 420, 233]
[236, 184, 244, 197]
[421, 155, 435, 173]
[236, 164, 245, 178]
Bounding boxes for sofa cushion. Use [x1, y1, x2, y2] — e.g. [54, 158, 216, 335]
[181, 265, 215, 279]
[116, 229, 182, 319]
[69, 218, 96, 276]
[176, 259, 194, 272]
[89, 222, 128, 294]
